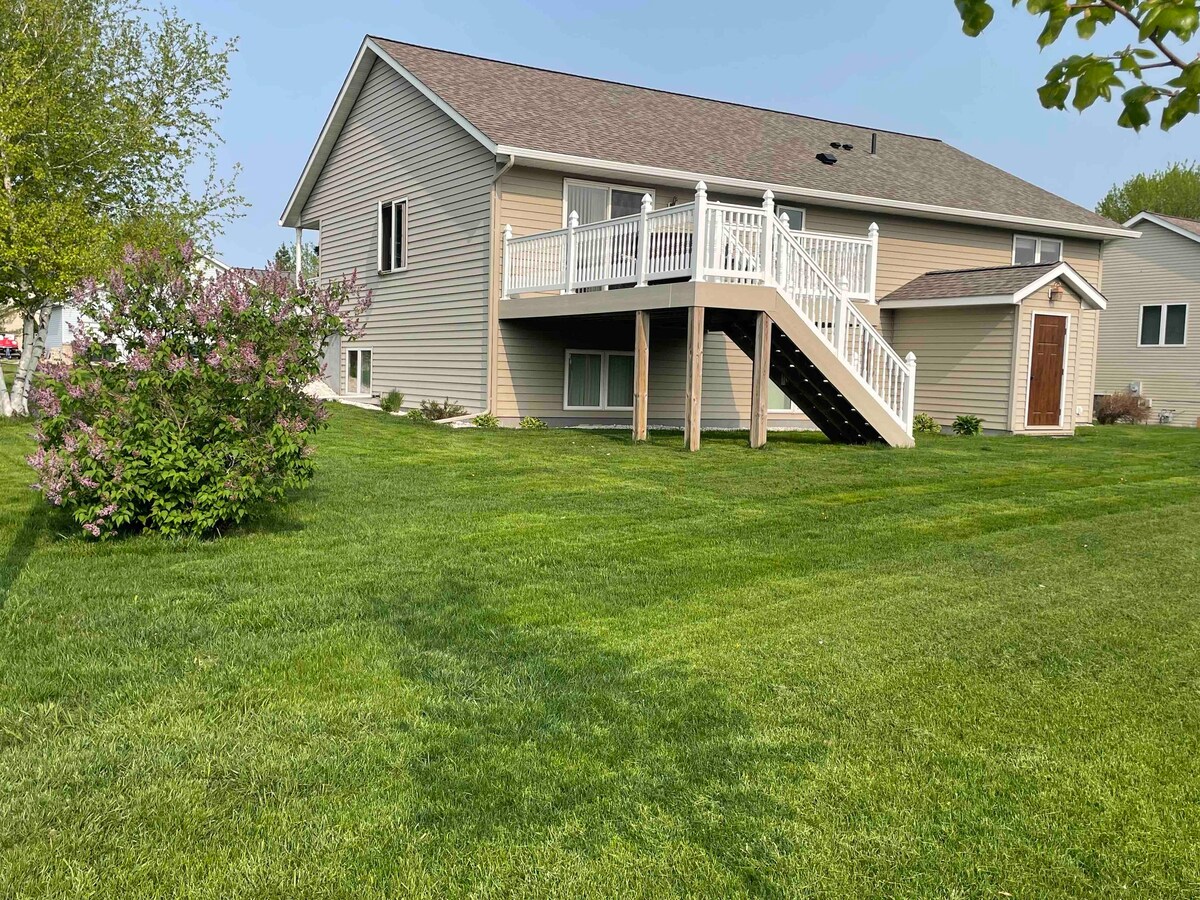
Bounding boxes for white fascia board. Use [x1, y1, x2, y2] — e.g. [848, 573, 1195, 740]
[1016, 261, 1108, 310]
[497, 145, 1135, 241]
[1124, 212, 1200, 246]
[279, 39, 500, 228]
[878, 294, 1017, 309]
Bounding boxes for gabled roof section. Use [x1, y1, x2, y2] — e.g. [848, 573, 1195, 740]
[282, 37, 1131, 238]
[880, 262, 1106, 310]
[1124, 211, 1200, 245]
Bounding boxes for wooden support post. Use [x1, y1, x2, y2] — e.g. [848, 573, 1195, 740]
[633, 310, 650, 442]
[750, 312, 772, 448]
[684, 306, 705, 451]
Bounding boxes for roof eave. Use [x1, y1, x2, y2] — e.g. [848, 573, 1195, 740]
[1124, 211, 1200, 246]
[498, 146, 1135, 241]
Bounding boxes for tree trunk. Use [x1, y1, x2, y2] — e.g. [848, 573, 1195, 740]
[3, 302, 52, 417]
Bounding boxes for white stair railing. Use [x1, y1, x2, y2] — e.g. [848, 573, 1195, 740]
[501, 183, 913, 436]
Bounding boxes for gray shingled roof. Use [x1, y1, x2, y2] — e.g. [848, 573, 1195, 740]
[374, 38, 1118, 231]
[1155, 213, 1200, 239]
[881, 263, 1060, 304]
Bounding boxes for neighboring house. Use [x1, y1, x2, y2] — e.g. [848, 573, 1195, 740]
[281, 37, 1131, 446]
[1095, 212, 1200, 427]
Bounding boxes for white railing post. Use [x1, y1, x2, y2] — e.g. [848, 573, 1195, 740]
[760, 189, 775, 286]
[904, 351, 917, 435]
[867, 222, 880, 303]
[501, 224, 512, 300]
[833, 278, 849, 357]
[778, 212, 790, 292]
[563, 210, 578, 294]
[692, 181, 708, 282]
[635, 193, 653, 287]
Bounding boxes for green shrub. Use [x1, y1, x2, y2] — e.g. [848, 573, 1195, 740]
[952, 414, 983, 437]
[472, 412, 499, 428]
[379, 389, 404, 413]
[519, 416, 547, 429]
[912, 412, 940, 435]
[419, 398, 467, 421]
[1095, 390, 1150, 425]
[27, 244, 369, 538]
[404, 408, 428, 423]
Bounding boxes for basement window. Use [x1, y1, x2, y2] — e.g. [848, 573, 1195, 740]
[1013, 235, 1063, 265]
[564, 350, 634, 410]
[346, 347, 372, 395]
[378, 199, 407, 273]
[1139, 303, 1188, 347]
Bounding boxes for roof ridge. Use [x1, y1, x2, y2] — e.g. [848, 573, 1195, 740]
[925, 262, 1058, 276]
[369, 36, 944, 144]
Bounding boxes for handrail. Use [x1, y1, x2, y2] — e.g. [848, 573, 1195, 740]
[501, 186, 913, 436]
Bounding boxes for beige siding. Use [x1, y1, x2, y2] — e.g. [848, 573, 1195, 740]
[889, 306, 1016, 431]
[1096, 221, 1200, 426]
[496, 315, 813, 428]
[494, 167, 1106, 426]
[302, 58, 496, 410]
[1009, 282, 1098, 435]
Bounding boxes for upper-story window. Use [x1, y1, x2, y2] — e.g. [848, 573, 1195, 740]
[1139, 303, 1188, 347]
[1013, 234, 1062, 265]
[378, 199, 408, 273]
[775, 203, 807, 232]
[564, 179, 654, 225]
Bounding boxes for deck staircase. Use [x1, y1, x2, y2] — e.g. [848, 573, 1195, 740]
[502, 183, 917, 446]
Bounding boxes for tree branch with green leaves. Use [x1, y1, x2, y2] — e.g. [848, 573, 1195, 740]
[955, 0, 1200, 130]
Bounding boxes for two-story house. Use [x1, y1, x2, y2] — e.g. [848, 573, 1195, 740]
[281, 37, 1130, 446]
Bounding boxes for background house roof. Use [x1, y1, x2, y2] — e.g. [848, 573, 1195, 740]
[373, 38, 1119, 233]
[1124, 211, 1200, 245]
[882, 263, 1061, 303]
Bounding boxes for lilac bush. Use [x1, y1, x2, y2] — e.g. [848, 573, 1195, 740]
[27, 243, 369, 537]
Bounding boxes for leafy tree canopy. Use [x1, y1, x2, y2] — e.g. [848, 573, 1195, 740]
[1096, 159, 1200, 220]
[956, 0, 1200, 130]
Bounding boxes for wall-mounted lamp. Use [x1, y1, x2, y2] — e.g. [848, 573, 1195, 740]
[1048, 283, 1064, 303]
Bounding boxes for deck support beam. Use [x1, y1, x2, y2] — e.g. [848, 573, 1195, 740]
[750, 311, 772, 448]
[633, 310, 650, 442]
[684, 306, 705, 451]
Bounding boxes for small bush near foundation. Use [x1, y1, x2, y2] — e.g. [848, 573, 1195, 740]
[519, 416, 547, 430]
[952, 414, 983, 436]
[1095, 391, 1150, 425]
[472, 413, 499, 428]
[404, 409, 428, 424]
[912, 413, 940, 435]
[379, 390, 404, 413]
[419, 398, 467, 421]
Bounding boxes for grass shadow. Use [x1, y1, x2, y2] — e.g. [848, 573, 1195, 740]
[0, 499, 50, 611]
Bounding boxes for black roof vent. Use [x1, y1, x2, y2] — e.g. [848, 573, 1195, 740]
[842, 143, 854, 151]
[830, 141, 842, 149]
[816, 151, 838, 165]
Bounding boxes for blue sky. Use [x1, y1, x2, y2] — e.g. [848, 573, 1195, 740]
[175, 0, 1200, 266]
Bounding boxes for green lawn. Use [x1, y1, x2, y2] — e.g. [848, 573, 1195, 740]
[2, 410, 1198, 898]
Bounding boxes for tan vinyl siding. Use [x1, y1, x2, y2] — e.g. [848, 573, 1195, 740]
[1009, 282, 1097, 435]
[1095, 221, 1200, 426]
[889, 306, 1016, 431]
[302, 58, 495, 409]
[496, 316, 813, 428]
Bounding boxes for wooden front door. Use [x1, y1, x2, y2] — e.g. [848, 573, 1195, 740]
[1027, 314, 1067, 427]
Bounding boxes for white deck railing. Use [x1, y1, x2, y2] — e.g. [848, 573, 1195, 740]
[502, 183, 914, 435]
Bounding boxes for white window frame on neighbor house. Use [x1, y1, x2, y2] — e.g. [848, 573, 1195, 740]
[377, 198, 408, 273]
[1012, 234, 1063, 265]
[562, 349, 635, 411]
[561, 178, 656, 225]
[775, 203, 807, 232]
[1023, 310, 1071, 430]
[1137, 302, 1188, 348]
[345, 347, 373, 396]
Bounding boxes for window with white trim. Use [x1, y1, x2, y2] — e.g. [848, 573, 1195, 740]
[346, 348, 372, 395]
[1139, 303, 1188, 346]
[1013, 235, 1063, 265]
[775, 203, 807, 232]
[378, 199, 407, 272]
[768, 381, 798, 412]
[564, 180, 653, 225]
[564, 350, 634, 410]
